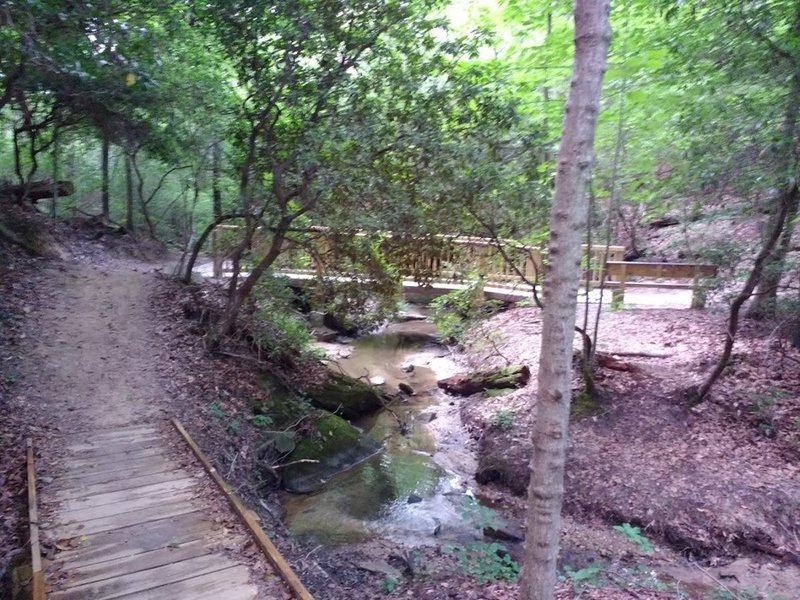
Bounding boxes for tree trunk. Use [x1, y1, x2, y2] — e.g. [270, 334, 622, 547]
[522, 3, 611, 600]
[213, 226, 288, 342]
[695, 184, 798, 402]
[212, 140, 223, 277]
[50, 127, 59, 219]
[124, 152, 134, 232]
[101, 137, 110, 218]
[745, 68, 800, 320]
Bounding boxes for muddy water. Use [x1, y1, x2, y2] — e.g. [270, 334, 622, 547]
[281, 318, 479, 546]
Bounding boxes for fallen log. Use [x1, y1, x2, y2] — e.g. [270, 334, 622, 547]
[0, 180, 74, 203]
[438, 364, 530, 396]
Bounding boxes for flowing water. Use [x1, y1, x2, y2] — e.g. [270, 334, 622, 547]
[280, 317, 479, 546]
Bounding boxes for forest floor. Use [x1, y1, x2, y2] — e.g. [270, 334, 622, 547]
[1, 217, 799, 599]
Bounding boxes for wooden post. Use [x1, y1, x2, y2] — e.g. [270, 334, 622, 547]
[27, 439, 45, 600]
[611, 263, 626, 308]
[691, 268, 706, 309]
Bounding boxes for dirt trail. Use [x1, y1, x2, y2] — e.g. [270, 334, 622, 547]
[23, 262, 167, 430]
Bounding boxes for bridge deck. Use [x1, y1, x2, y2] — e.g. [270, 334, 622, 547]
[38, 424, 261, 600]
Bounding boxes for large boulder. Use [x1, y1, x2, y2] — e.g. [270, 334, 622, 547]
[282, 412, 382, 493]
[437, 364, 530, 396]
[307, 371, 393, 418]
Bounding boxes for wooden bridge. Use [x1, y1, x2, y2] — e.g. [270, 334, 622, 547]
[209, 228, 718, 308]
[29, 423, 313, 600]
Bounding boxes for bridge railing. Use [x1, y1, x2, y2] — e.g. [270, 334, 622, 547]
[210, 226, 717, 306]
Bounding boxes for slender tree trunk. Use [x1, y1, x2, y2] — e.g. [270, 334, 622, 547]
[124, 152, 134, 232]
[212, 140, 223, 277]
[696, 184, 798, 401]
[101, 136, 110, 218]
[746, 70, 800, 320]
[50, 126, 59, 219]
[522, 3, 611, 600]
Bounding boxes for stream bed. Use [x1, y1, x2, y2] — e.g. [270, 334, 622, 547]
[280, 317, 480, 546]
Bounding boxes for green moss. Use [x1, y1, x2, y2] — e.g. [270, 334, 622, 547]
[571, 390, 599, 418]
[291, 413, 361, 461]
[307, 371, 391, 418]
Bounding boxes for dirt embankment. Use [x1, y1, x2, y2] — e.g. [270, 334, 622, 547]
[459, 305, 800, 567]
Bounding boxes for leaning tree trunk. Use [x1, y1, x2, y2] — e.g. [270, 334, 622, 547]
[522, 2, 611, 600]
[101, 136, 110, 218]
[124, 152, 134, 232]
[745, 67, 800, 320]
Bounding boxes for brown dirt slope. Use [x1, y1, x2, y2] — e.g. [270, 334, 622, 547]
[461, 306, 800, 564]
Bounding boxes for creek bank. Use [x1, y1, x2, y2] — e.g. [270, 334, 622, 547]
[455, 305, 800, 598]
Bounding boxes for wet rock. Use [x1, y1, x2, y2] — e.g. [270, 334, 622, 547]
[355, 559, 403, 580]
[369, 375, 386, 386]
[400, 363, 415, 373]
[398, 382, 415, 396]
[311, 326, 338, 343]
[407, 493, 423, 504]
[483, 522, 525, 543]
[437, 364, 530, 396]
[282, 412, 383, 493]
[306, 371, 392, 418]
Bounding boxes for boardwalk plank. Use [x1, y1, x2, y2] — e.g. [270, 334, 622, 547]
[51, 512, 215, 568]
[49, 553, 238, 600]
[66, 437, 163, 458]
[58, 539, 215, 589]
[55, 478, 197, 512]
[53, 488, 197, 525]
[112, 565, 256, 600]
[65, 447, 166, 471]
[50, 470, 193, 502]
[51, 498, 202, 538]
[54, 456, 177, 483]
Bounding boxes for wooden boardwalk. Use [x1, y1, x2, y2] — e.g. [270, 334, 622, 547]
[38, 424, 262, 600]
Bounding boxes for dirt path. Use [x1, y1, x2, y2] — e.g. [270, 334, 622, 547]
[24, 263, 165, 430]
[16, 261, 289, 600]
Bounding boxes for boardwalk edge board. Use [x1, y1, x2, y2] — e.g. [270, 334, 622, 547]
[27, 438, 46, 600]
[171, 419, 315, 600]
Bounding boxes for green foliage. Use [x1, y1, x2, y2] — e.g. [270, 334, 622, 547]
[380, 576, 400, 594]
[563, 565, 603, 592]
[249, 414, 274, 429]
[252, 276, 316, 362]
[457, 495, 506, 532]
[430, 278, 503, 344]
[747, 387, 789, 437]
[492, 409, 515, 431]
[443, 542, 520, 584]
[613, 523, 654, 554]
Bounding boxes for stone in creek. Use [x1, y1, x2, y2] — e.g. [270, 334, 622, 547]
[369, 375, 386, 386]
[398, 382, 415, 396]
[401, 363, 415, 373]
[437, 364, 530, 396]
[407, 494, 423, 504]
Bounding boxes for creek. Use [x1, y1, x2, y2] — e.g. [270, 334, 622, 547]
[280, 315, 480, 547]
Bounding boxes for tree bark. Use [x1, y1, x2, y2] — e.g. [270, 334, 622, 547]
[212, 140, 223, 277]
[124, 151, 134, 232]
[101, 136, 110, 218]
[522, 3, 611, 600]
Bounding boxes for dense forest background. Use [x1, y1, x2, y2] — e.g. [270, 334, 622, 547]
[4, 0, 799, 327]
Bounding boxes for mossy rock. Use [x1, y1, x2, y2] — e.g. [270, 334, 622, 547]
[306, 371, 393, 418]
[282, 412, 382, 493]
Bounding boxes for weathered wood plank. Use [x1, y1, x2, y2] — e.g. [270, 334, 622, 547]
[51, 469, 193, 502]
[66, 436, 162, 456]
[51, 511, 215, 568]
[28, 439, 45, 600]
[66, 425, 159, 442]
[53, 488, 197, 525]
[55, 478, 197, 513]
[52, 499, 202, 539]
[111, 565, 256, 600]
[605, 261, 717, 279]
[55, 456, 177, 484]
[58, 539, 216, 589]
[49, 553, 239, 600]
[64, 447, 166, 471]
